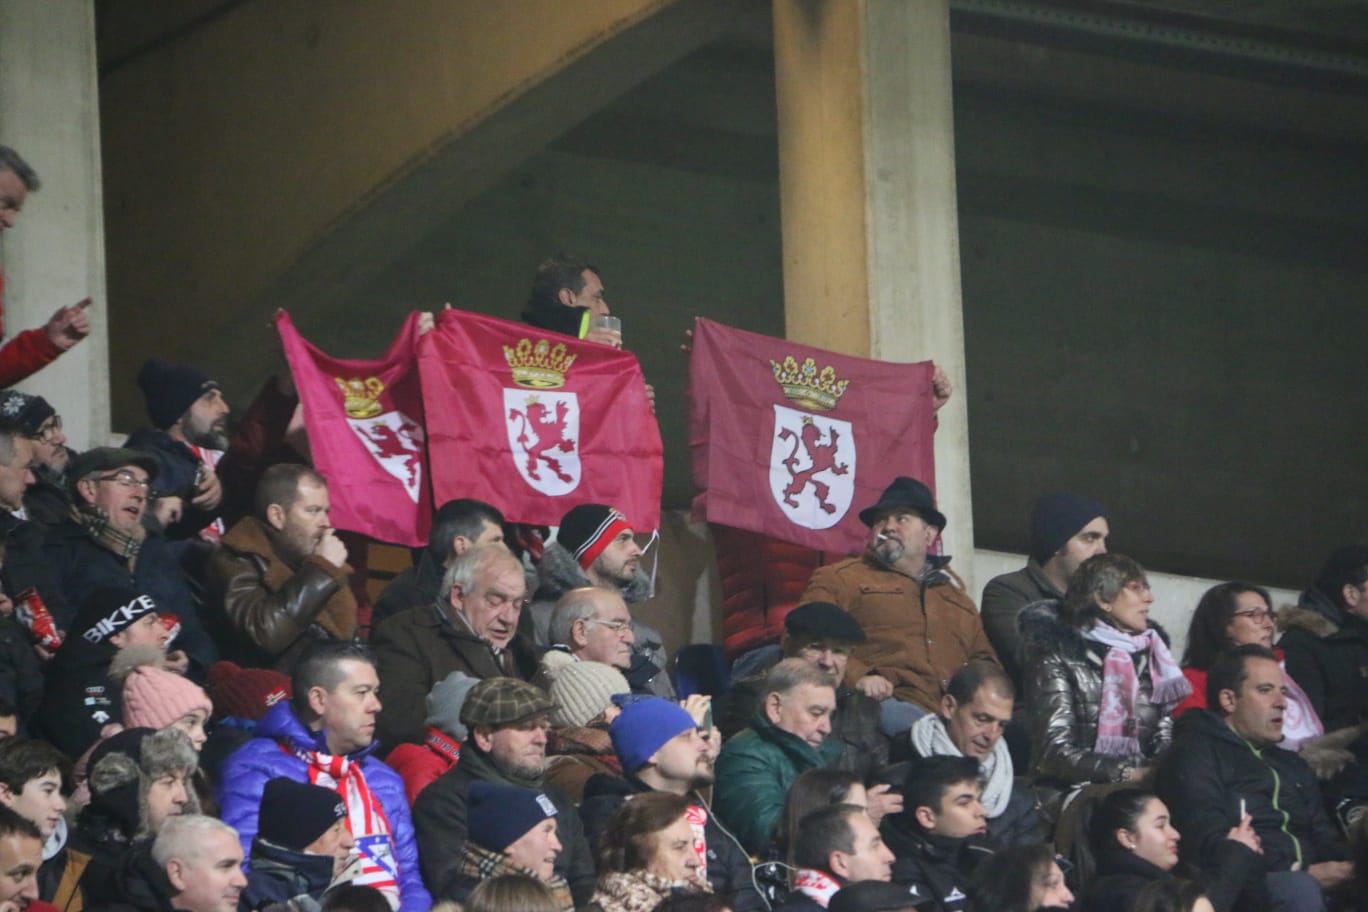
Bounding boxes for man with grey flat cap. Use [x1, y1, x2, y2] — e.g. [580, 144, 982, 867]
[800, 477, 997, 738]
[35, 446, 216, 670]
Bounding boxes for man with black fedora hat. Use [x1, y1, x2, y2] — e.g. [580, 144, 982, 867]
[411, 676, 595, 905]
[801, 477, 996, 738]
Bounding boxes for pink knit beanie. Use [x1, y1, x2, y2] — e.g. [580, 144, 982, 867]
[112, 646, 213, 729]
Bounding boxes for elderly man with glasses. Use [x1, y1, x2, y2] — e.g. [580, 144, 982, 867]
[372, 543, 540, 751]
[534, 587, 645, 688]
[36, 447, 216, 673]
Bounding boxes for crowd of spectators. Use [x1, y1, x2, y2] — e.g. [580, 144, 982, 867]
[0, 143, 1366, 912]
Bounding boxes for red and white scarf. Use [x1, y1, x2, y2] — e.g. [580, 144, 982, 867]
[684, 803, 709, 881]
[290, 745, 400, 909]
[793, 869, 843, 908]
[1085, 623, 1191, 757]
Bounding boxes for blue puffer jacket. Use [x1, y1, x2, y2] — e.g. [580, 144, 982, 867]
[218, 701, 431, 912]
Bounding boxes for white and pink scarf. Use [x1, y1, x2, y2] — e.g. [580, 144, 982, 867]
[1084, 623, 1191, 757]
[1278, 661, 1323, 750]
[793, 868, 843, 908]
[290, 746, 400, 909]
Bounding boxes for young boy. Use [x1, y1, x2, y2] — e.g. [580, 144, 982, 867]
[0, 736, 88, 909]
[879, 755, 993, 912]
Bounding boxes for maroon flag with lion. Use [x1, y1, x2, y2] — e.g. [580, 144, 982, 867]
[276, 311, 430, 546]
[688, 317, 935, 553]
[419, 309, 663, 530]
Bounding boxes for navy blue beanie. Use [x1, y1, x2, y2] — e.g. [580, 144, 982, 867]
[137, 358, 219, 430]
[467, 781, 558, 851]
[1029, 493, 1106, 566]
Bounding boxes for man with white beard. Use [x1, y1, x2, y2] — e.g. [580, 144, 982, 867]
[801, 477, 998, 737]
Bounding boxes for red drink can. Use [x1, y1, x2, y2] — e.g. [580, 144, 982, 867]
[14, 588, 62, 651]
[160, 613, 182, 645]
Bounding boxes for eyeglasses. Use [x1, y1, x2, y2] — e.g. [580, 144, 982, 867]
[1232, 608, 1274, 622]
[28, 416, 62, 443]
[1123, 580, 1153, 594]
[584, 617, 633, 635]
[94, 471, 149, 491]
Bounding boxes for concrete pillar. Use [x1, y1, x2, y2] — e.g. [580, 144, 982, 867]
[0, 0, 111, 448]
[773, 0, 975, 592]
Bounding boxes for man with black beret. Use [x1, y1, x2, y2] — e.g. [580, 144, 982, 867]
[800, 477, 998, 739]
[717, 602, 893, 785]
[124, 358, 230, 542]
[35, 447, 215, 671]
[979, 493, 1108, 688]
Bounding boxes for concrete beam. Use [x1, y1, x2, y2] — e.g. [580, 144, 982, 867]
[773, 0, 976, 590]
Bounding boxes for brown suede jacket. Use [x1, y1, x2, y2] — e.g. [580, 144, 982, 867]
[800, 553, 997, 711]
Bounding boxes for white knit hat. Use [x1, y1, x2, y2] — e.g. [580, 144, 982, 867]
[549, 660, 630, 728]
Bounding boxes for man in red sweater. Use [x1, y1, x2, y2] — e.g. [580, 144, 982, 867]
[0, 145, 91, 386]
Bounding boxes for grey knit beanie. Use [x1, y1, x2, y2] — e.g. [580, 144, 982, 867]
[549, 660, 630, 728]
[424, 671, 480, 740]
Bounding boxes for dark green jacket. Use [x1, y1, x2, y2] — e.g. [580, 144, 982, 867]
[713, 712, 843, 855]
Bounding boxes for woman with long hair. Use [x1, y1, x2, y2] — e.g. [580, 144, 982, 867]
[591, 792, 711, 912]
[1177, 582, 1327, 754]
[1072, 788, 1263, 912]
[967, 843, 1074, 912]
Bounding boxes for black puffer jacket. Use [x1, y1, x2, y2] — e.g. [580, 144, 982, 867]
[1156, 708, 1345, 873]
[37, 623, 124, 757]
[1279, 590, 1368, 733]
[1019, 601, 1174, 788]
[86, 840, 175, 912]
[880, 818, 991, 912]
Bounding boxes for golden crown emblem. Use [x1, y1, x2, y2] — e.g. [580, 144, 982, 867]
[335, 376, 385, 419]
[770, 355, 849, 411]
[503, 338, 577, 389]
